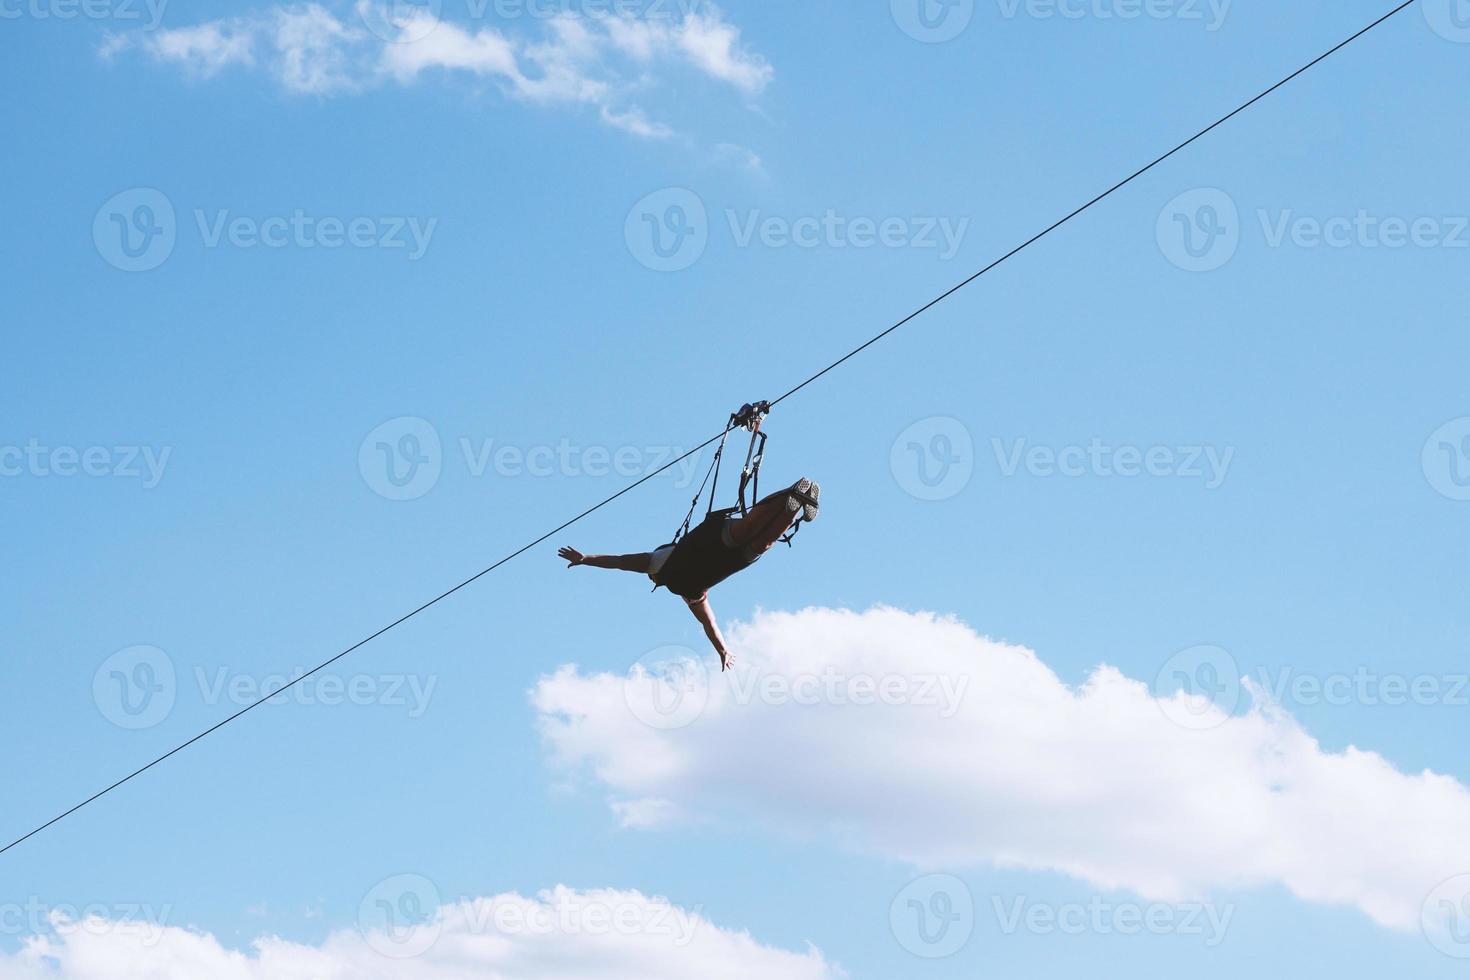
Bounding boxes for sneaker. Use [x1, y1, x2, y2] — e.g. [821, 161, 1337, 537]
[786, 478, 820, 522]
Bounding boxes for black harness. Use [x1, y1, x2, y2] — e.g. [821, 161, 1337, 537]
[650, 401, 805, 600]
[651, 509, 758, 601]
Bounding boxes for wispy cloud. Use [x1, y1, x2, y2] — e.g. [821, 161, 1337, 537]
[102, 1, 771, 139]
[535, 605, 1470, 931]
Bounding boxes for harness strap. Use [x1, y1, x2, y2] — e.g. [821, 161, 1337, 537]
[736, 428, 767, 517]
[669, 400, 775, 545]
[779, 517, 804, 547]
[674, 424, 733, 545]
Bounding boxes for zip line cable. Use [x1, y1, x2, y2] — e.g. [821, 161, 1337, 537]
[1, 0, 1419, 858]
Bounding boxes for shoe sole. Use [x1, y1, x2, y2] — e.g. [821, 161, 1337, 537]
[788, 478, 820, 522]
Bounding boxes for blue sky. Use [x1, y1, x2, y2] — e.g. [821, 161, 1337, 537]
[4, 0, 1470, 976]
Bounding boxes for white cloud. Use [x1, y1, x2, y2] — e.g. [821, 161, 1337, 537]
[104, 1, 770, 138]
[712, 141, 765, 174]
[671, 10, 772, 95]
[142, 21, 258, 76]
[533, 605, 1470, 931]
[0, 888, 840, 980]
[600, 8, 772, 95]
[273, 5, 364, 94]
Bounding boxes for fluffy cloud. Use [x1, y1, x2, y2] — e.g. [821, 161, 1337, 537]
[102, 1, 770, 137]
[0, 887, 839, 980]
[533, 606, 1470, 931]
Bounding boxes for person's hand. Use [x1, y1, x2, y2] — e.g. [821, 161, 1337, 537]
[558, 546, 585, 568]
[718, 648, 736, 672]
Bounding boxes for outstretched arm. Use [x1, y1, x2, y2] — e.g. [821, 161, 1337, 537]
[558, 547, 654, 574]
[686, 594, 734, 672]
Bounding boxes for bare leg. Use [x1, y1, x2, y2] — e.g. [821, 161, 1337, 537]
[725, 495, 798, 553]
